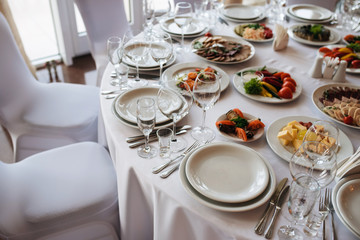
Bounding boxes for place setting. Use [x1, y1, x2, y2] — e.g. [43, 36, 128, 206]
[285, 4, 335, 23]
[219, 4, 266, 23]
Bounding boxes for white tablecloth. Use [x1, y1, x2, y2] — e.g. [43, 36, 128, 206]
[100, 18, 360, 240]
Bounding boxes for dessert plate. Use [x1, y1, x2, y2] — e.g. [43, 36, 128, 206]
[185, 142, 269, 203]
[289, 4, 333, 21]
[220, 4, 262, 20]
[160, 18, 206, 36]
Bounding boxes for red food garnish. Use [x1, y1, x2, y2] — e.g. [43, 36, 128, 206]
[343, 116, 353, 125]
[282, 81, 296, 92]
[278, 87, 293, 99]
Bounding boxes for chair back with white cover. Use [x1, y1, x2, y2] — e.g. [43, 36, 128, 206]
[74, 0, 131, 86]
[0, 142, 119, 240]
[0, 13, 100, 162]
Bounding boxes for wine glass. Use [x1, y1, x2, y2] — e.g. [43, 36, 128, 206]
[191, 72, 221, 142]
[153, 0, 171, 24]
[136, 97, 158, 158]
[289, 141, 337, 188]
[157, 80, 193, 152]
[278, 175, 320, 240]
[123, 29, 149, 88]
[174, 2, 193, 53]
[150, 31, 173, 86]
[143, 0, 154, 34]
[107, 36, 124, 87]
[303, 120, 339, 153]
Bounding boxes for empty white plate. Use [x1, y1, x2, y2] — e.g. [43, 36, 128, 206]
[160, 18, 206, 35]
[185, 142, 269, 203]
[336, 178, 360, 235]
[289, 4, 333, 21]
[221, 4, 262, 20]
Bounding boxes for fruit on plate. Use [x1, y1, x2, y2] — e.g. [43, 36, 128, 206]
[240, 66, 297, 99]
[176, 66, 217, 90]
[319, 86, 360, 126]
[277, 121, 336, 152]
[234, 23, 273, 40]
[215, 108, 265, 141]
[319, 43, 360, 68]
[293, 24, 330, 42]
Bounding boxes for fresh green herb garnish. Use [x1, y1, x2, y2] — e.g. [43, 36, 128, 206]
[231, 117, 249, 129]
[247, 23, 262, 29]
[193, 41, 203, 49]
[244, 78, 263, 95]
[347, 43, 360, 52]
[310, 24, 323, 35]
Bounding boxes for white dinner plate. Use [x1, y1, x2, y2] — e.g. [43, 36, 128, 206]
[266, 115, 354, 162]
[285, 8, 334, 24]
[220, 4, 262, 20]
[160, 17, 206, 36]
[332, 174, 360, 238]
[191, 35, 255, 64]
[114, 86, 169, 124]
[123, 42, 159, 68]
[185, 142, 269, 203]
[179, 142, 276, 211]
[166, 27, 210, 39]
[289, 4, 333, 21]
[288, 25, 341, 46]
[124, 54, 176, 71]
[317, 45, 360, 74]
[216, 113, 265, 142]
[234, 23, 274, 43]
[162, 62, 230, 92]
[312, 83, 360, 129]
[111, 98, 174, 129]
[233, 66, 302, 103]
[220, 12, 266, 23]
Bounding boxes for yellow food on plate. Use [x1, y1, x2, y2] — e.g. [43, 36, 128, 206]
[277, 121, 336, 152]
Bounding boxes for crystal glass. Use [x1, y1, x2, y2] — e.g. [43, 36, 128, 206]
[191, 72, 221, 142]
[278, 176, 321, 240]
[136, 97, 157, 158]
[303, 120, 339, 152]
[157, 80, 193, 152]
[153, 0, 171, 24]
[174, 2, 193, 53]
[143, 0, 154, 33]
[150, 31, 173, 86]
[107, 36, 124, 87]
[289, 141, 337, 188]
[123, 29, 149, 88]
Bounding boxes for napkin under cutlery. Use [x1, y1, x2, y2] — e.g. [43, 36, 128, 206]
[272, 24, 288, 51]
[336, 146, 360, 180]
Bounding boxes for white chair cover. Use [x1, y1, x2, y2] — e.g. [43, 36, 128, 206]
[0, 142, 119, 240]
[0, 13, 100, 162]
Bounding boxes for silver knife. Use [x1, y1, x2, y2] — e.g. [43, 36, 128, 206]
[126, 125, 192, 143]
[264, 185, 290, 239]
[218, 17, 229, 26]
[128, 130, 187, 148]
[255, 178, 288, 235]
[111, 72, 159, 79]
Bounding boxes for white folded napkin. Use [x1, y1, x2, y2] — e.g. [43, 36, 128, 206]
[272, 24, 288, 51]
[323, 56, 339, 79]
[336, 146, 360, 181]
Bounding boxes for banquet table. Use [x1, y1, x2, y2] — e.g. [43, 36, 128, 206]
[99, 14, 360, 240]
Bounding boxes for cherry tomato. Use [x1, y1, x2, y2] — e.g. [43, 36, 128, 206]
[343, 116, 353, 125]
[205, 32, 212, 37]
[282, 81, 296, 92]
[277, 87, 293, 99]
[280, 73, 291, 81]
[283, 77, 297, 86]
[350, 60, 360, 68]
[319, 47, 331, 54]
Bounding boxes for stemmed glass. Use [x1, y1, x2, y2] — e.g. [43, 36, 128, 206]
[143, 0, 154, 34]
[136, 97, 158, 158]
[123, 29, 149, 88]
[174, 2, 193, 52]
[157, 80, 193, 152]
[107, 36, 124, 87]
[289, 141, 337, 188]
[278, 175, 321, 240]
[153, 0, 171, 24]
[191, 72, 221, 142]
[150, 31, 173, 86]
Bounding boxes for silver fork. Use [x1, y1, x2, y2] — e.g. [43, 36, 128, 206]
[327, 189, 337, 240]
[152, 141, 200, 174]
[319, 190, 329, 240]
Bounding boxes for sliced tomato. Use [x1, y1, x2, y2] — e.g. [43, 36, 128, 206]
[277, 87, 293, 99]
[205, 32, 212, 37]
[280, 73, 291, 81]
[319, 47, 332, 54]
[216, 120, 236, 128]
[235, 127, 248, 141]
[350, 60, 360, 68]
[233, 108, 244, 118]
[247, 119, 265, 130]
[343, 116, 353, 125]
[282, 81, 296, 92]
[283, 77, 297, 87]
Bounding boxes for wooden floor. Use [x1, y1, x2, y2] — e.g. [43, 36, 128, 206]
[0, 54, 96, 163]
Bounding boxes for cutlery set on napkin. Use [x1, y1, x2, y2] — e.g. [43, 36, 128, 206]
[336, 146, 360, 180]
[255, 178, 289, 239]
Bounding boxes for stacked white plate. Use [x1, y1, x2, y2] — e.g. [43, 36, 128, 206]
[219, 4, 266, 23]
[179, 142, 276, 212]
[112, 86, 175, 129]
[286, 4, 334, 23]
[332, 172, 360, 238]
[160, 17, 208, 38]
